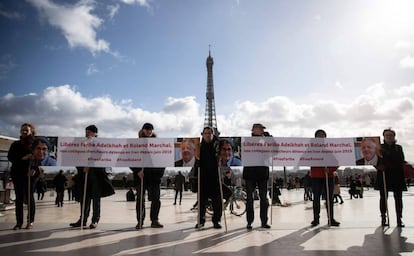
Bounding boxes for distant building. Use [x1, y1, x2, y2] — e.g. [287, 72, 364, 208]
[0, 135, 17, 173]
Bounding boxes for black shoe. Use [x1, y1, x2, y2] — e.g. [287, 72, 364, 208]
[397, 220, 405, 228]
[13, 223, 22, 230]
[151, 221, 164, 228]
[246, 224, 252, 230]
[330, 220, 340, 226]
[213, 222, 222, 229]
[381, 217, 389, 227]
[261, 224, 271, 229]
[89, 222, 98, 229]
[70, 220, 86, 228]
[311, 220, 319, 227]
[25, 223, 33, 229]
[195, 223, 204, 229]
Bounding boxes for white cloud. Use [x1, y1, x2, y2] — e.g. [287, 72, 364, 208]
[0, 8, 24, 20]
[107, 4, 120, 20]
[313, 14, 321, 22]
[120, 0, 150, 7]
[334, 81, 343, 89]
[400, 55, 414, 69]
[86, 63, 98, 75]
[1, 84, 414, 160]
[0, 85, 202, 138]
[395, 40, 412, 50]
[27, 0, 113, 55]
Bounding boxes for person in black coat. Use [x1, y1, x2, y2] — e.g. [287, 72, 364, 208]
[53, 170, 67, 207]
[7, 123, 35, 230]
[196, 126, 222, 229]
[70, 125, 115, 229]
[379, 128, 407, 227]
[131, 123, 165, 229]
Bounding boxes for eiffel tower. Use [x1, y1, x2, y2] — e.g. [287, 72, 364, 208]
[203, 47, 220, 136]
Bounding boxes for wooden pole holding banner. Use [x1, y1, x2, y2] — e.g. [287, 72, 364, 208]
[382, 172, 390, 226]
[325, 167, 332, 226]
[27, 163, 31, 227]
[197, 167, 201, 229]
[270, 159, 274, 225]
[218, 166, 227, 232]
[138, 168, 144, 229]
[80, 167, 88, 230]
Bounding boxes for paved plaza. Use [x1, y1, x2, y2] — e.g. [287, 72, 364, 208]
[1, 187, 414, 255]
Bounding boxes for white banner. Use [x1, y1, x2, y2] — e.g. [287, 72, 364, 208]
[57, 137, 174, 167]
[241, 137, 356, 166]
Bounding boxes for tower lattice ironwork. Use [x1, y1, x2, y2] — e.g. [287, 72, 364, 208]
[203, 48, 220, 136]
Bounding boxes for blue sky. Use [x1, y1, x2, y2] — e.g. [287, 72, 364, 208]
[1, 0, 414, 160]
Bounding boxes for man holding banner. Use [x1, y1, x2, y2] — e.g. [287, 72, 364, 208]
[131, 123, 165, 229]
[310, 129, 340, 227]
[70, 125, 115, 229]
[196, 126, 222, 229]
[380, 128, 407, 227]
[243, 123, 271, 230]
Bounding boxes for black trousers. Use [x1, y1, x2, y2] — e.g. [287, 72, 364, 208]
[13, 177, 36, 224]
[379, 188, 403, 219]
[245, 179, 269, 225]
[136, 181, 161, 223]
[311, 177, 334, 221]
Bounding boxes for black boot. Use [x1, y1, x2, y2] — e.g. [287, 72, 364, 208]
[381, 216, 389, 227]
[70, 219, 86, 227]
[397, 218, 405, 227]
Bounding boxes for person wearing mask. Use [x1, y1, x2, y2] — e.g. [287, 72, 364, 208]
[131, 123, 165, 229]
[243, 123, 271, 230]
[310, 129, 340, 227]
[378, 128, 407, 227]
[196, 126, 222, 229]
[70, 125, 115, 229]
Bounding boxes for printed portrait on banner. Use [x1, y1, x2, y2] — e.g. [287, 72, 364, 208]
[218, 137, 242, 167]
[218, 137, 243, 186]
[174, 137, 200, 167]
[354, 137, 381, 166]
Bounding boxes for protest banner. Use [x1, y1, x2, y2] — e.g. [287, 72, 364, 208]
[57, 137, 174, 167]
[241, 137, 356, 167]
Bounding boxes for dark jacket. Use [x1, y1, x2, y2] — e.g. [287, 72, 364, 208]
[186, 159, 200, 193]
[199, 136, 220, 195]
[174, 173, 185, 191]
[7, 139, 32, 180]
[379, 142, 407, 191]
[53, 173, 67, 193]
[75, 167, 115, 198]
[131, 167, 165, 187]
[356, 154, 386, 191]
[243, 166, 269, 180]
